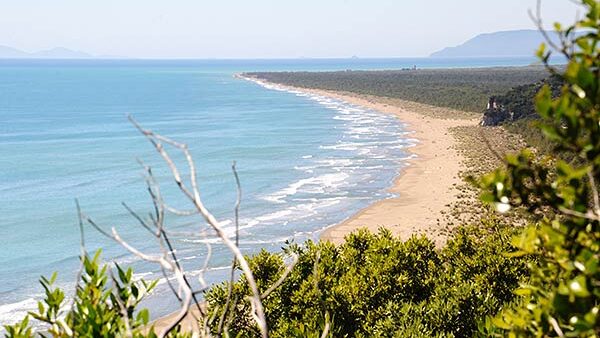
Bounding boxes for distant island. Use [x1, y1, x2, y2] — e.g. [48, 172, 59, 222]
[430, 29, 556, 57]
[0, 45, 93, 59]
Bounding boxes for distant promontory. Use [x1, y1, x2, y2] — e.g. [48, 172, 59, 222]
[430, 29, 554, 57]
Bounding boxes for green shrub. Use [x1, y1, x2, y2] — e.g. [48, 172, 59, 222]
[3, 251, 187, 338]
[206, 221, 527, 338]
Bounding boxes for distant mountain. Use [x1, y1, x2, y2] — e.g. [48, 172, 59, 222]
[0, 45, 28, 58]
[31, 47, 92, 58]
[0, 45, 93, 59]
[430, 30, 556, 58]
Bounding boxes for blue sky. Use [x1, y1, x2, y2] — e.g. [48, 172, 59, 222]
[0, 0, 581, 58]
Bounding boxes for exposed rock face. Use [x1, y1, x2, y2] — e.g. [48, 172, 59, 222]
[481, 97, 510, 126]
[480, 76, 563, 126]
[481, 105, 512, 126]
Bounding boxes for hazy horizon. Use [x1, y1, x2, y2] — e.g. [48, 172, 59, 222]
[1, 1, 581, 59]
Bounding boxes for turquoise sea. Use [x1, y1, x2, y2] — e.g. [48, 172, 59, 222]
[0, 57, 537, 324]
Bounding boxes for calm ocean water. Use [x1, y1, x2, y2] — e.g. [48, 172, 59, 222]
[0, 57, 537, 324]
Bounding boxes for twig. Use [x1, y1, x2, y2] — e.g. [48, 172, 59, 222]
[160, 266, 183, 303]
[548, 316, 565, 337]
[129, 115, 269, 337]
[320, 312, 331, 338]
[110, 227, 192, 337]
[139, 162, 206, 318]
[528, 0, 572, 75]
[122, 202, 155, 236]
[587, 170, 600, 216]
[261, 253, 299, 300]
[232, 162, 242, 247]
[69, 199, 87, 327]
[109, 267, 133, 338]
[217, 162, 243, 335]
[559, 207, 600, 221]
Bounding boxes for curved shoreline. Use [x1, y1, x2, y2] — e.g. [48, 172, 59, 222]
[317, 92, 478, 246]
[240, 74, 479, 246]
[152, 76, 480, 330]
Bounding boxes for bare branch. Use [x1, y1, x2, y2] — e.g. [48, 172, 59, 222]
[111, 227, 164, 265]
[83, 116, 282, 337]
[559, 207, 600, 221]
[108, 226, 192, 338]
[549, 316, 565, 337]
[587, 170, 600, 216]
[76, 199, 86, 249]
[69, 199, 87, 328]
[164, 204, 199, 216]
[84, 214, 113, 240]
[122, 202, 155, 236]
[528, 0, 573, 76]
[109, 267, 133, 338]
[320, 312, 331, 338]
[129, 115, 269, 337]
[217, 161, 244, 334]
[160, 266, 183, 303]
[198, 239, 212, 290]
[529, 0, 565, 55]
[139, 158, 207, 319]
[158, 267, 192, 337]
[232, 162, 242, 247]
[261, 253, 299, 300]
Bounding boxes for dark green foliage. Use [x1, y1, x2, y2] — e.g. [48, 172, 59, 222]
[499, 76, 572, 158]
[496, 75, 563, 121]
[206, 222, 527, 338]
[3, 218, 529, 338]
[246, 67, 550, 113]
[482, 74, 562, 126]
[479, 1, 600, 335]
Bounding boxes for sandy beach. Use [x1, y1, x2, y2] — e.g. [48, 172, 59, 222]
[242, 75, 480, 246]
[315, 92, 478, 246]
[153, 80, 481, 330]
[153, 77, 494, 330]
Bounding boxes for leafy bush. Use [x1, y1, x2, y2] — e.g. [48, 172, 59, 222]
[206, 220, 527, 338]
[3, 251, 187, 338]
[496, 75, 563, 121]
[4, 219, 528, 338]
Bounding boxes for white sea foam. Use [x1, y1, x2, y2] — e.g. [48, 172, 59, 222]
[132, 271, 154, 281]
[0, 298, 39, 325]
[255, 209, 294, 222]
[242, 74, 418, 229]
[254, 198, 343, 225]
[242, 75, 419, 239]
[262, 172, 350, 204]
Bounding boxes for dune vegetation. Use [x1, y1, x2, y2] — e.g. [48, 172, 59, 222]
[245, 67, 550, 114]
